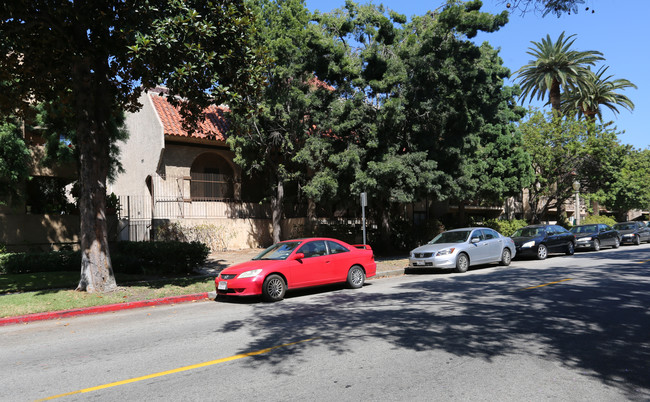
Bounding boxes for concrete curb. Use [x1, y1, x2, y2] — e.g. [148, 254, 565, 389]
[372, 269, 406, 279]
[0, 293, 211, 327]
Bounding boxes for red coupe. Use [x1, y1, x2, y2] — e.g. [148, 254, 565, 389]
[215, 238, 377, 302]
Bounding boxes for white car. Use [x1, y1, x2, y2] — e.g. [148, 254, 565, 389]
[409, 227, 516, 273]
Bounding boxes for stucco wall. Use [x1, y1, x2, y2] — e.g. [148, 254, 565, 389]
[152, 217, 307, 250]
[161, 143, 239, 179]
[110, 92, 164, 197]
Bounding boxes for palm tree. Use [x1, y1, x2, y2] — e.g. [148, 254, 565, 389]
[562, 66, 637, 122]
[515, 32, 604, 114]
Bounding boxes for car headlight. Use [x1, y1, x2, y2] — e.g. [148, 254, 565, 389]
[238, 269, 262, 279]
[624, 234, 634, 237]
[581, 237, 592, 241]
[436, 248, 455, 256]
[522, 241, 535, 248]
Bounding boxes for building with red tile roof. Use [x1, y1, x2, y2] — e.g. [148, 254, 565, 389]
[110, 88, 261, 243]
[149, 93, 230, 143]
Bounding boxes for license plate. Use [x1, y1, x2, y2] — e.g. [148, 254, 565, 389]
[218, 281, 227, 290]
[414, 261, 425, 266]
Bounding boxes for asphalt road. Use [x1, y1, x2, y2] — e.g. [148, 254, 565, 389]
[2, 243, 650, 401]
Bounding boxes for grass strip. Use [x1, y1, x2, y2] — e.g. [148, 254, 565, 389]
[0, 275, 215, 318]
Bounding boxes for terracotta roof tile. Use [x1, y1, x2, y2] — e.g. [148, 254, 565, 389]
[150, 94, 230, 141]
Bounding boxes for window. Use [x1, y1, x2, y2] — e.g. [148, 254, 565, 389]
[413, 211, 427, 226]
[482, 229, 497, 240]
[327, 241, 349, 254]
[552, 225, 566, 234]
[298, 241, 328, 258]
[190, 153, 234, 200]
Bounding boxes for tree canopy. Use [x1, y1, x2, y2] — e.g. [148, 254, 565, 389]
[227, 0, 533, 247]
[502, 0, 591, 17]
[1, 0, 264, 292]
[0, 118, 30, 206]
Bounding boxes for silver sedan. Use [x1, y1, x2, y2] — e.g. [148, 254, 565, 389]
[408, 227, 516, 273]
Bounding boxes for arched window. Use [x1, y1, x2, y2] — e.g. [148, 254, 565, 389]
[190, 153, 234, 200]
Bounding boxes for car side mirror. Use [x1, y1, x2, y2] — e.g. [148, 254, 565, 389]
[471, 237, 480, 244]
[291, 252, 305, 261]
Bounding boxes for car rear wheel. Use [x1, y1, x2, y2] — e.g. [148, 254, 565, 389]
[565, 242, 575, 255]
[456, 253, 469, 273]
[262, 274, 286, 302]
[536, 244, 548, 260]
[634, 235, 641, 245]
[499, 248, 512, 266]
[592, 239, 600, 251]
[613, 237, 620, 248]
[346, 265, 366, 289]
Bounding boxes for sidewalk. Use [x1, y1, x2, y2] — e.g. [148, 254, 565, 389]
[0, 250, 408, 326]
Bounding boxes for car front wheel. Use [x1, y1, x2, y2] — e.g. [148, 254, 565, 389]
[456, 253, 469, 273]
[634, 235, 641, 245]
[499, 248, 512, 266]
[592, 239, 600, 251]
[613, 237, 620, 248]
[536, 244, 548, 260]
[346, 265, 366, 289]
[262, 274, 286, 302]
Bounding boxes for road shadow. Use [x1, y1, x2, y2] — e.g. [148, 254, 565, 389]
[211, 249, 650, 399]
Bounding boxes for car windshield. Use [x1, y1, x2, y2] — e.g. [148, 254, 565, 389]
[428, 230, 471, 244]
[253, 241, 301, 260]
[570, 225, 597, 234]
[614, 223, 635, 231]
[512, 227, 545, 237]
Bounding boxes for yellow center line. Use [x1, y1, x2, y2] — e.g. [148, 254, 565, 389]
[637, 259, 650, 264]
[36, 337, 319, 401]
[520, 278, 572, 291]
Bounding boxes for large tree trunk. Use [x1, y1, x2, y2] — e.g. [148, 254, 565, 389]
[592, 200, 600, 216]
[74, 61, 117, 293]
[271, 174, 284, 243]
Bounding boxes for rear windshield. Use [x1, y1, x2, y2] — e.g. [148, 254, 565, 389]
[613, 223, 635, 231]
[428, 230, 471, 244]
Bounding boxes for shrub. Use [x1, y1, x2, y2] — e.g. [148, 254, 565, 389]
[0, 241, 210, 276]
[112, 241, 210, 275]
[0, 250, 80, 274]
[581, 215, 617, 226]
[483, 219, 528, 237]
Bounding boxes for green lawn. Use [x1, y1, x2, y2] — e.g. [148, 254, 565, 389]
[0, 272, 216, 318]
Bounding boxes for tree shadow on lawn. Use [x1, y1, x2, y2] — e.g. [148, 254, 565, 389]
[211, 258, 650, 399]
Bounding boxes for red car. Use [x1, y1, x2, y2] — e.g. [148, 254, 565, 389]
[215, 238, 376, 302]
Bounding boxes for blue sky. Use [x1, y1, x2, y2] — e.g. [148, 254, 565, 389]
[305, 0, 648, 150]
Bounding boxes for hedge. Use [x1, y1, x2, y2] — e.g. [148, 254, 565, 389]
[482, 219, 529, 237]
[0, 241, 209, 275]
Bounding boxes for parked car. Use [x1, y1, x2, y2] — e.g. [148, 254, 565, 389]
[612, 221, 650, 245]
[570, 224, 621, 251]
[512, 224, 575, 260]
[215, 238, 376, 302]
[408, 227, 516, 273]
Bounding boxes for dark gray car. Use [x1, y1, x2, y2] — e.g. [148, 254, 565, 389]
[613, 221, 650, 245]
[512, 224, 576, 260]
[570, 224, 621, 251]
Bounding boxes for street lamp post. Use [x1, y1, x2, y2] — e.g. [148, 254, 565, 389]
[573, 180, 581, 226]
